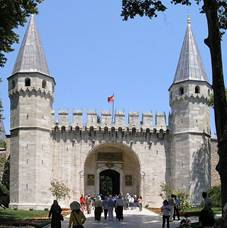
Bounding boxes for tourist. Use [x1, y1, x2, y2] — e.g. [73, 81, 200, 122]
[107, 195, 115, 221]
[202, 191, 212, 209]
[94, 195, 103, 221]
[68, 201, 86, 228]
[178, 215, 191, 228]
[48, 200, 63, 228]
[115, 195, 124, 221]
[80, 194, 86, 212]
[102, 196, 109, 219]
[138, 196, 143, 211]
[161, 200, 171, 228]
[124, 193, 130, 210]
[168, 194, 175, 221]
[173, 194, 180, 220]
[199, 192, 214, 227]
[129, 195, 135, 210]
[85, 194, 92, 214]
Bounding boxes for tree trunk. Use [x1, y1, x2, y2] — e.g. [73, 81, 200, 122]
[203, 0, 227, 226]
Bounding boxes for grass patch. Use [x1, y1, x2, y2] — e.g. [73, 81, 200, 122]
[0, 208, 48, 220]
[183, 207, 221, 215]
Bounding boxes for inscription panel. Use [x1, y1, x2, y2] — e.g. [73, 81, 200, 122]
[97, 152, 123, 161]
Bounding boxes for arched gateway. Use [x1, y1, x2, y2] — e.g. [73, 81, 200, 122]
[84, 143, 141, 197]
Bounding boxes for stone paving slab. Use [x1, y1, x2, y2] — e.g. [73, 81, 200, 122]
[44, 208, 185, 228]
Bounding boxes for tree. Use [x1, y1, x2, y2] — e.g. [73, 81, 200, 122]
[121, 0, 227, 215]
[208, 89, 227, 107]
[0, 0, 44, 67]
[49, 180, 70, 202]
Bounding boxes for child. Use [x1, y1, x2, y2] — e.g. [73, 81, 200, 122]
[161, 200, 171, 228]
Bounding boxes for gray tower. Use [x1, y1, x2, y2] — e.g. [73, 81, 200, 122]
[169, 18, 212, 204]
[8, 15, 55, 209]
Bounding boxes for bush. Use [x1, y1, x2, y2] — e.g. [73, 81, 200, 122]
[208, 185, 221, 207]
[160, 183, 191, 210]
[160, 183, 172, 200]
[0, 183, 8, 195]
[175, 191, 192, 211]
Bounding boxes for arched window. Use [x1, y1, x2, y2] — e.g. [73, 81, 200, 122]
[195, 86, 200, 94]
[208, 89, 210, 95]
[179, 87, 184, 95]
[42, 80, 47, 89]
[25, 78, 31, 87]
[11, 80, 16, 89]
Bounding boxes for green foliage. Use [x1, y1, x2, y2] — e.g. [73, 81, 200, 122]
[0, 182, 8, 195]
[208, 90, 227, 107]
[49, 179, 70, 201]
[175, 190, 192, 211]
[0, 0, 44, 67]
[160, 182, 172, 199]
[121, 0, 227, 34]
[0, 208, 48, 220]
[2, 158, 9, 189]
[0, 140, 6, 149]
[160, 183, 191, 210]
[208, 185, 221, 207]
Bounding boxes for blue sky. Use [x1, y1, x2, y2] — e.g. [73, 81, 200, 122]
[1, 1, 227, 134]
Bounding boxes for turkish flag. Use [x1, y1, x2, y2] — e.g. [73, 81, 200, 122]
[107, 95, 115, 103]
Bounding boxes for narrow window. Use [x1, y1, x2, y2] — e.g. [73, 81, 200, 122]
[208, 89, 210, 95]
[195, 86, 200, 94]
[42, 80, 47, 89]
[11, 80, 16, 89]
[25, 78, 31, 86]
[179, 87, 184, 95]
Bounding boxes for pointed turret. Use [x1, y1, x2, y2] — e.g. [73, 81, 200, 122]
[173, 17, 208, 84]
[12, 15, 50, 76]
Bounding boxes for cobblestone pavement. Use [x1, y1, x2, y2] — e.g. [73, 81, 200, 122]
[44, 208, 183, 228]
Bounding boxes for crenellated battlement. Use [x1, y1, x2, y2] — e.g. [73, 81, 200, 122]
[52, 110, 168, 132]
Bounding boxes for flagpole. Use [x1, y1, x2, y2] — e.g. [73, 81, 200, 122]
[112, 99, 114, 123]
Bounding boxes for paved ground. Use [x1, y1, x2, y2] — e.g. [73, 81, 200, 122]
[44, 208, 188, 228]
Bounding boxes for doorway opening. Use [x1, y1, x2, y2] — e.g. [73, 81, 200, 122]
[99, 169, 120, 196]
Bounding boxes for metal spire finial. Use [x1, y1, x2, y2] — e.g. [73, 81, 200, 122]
[187, 16, 191, 26]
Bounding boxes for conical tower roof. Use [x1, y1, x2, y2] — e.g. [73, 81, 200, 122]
[12, 15, 50, 76]
[173, 17, 208, 84]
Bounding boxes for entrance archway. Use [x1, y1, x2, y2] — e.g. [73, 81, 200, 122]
[99, 169, 120, 196]
[84, 143, 141, 197]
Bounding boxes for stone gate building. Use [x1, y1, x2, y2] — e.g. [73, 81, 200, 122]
[8, 16, 214, 209]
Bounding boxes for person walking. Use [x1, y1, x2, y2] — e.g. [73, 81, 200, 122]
[161, 200, 171, 228]
[102, 196, 109, 220]
[115, 195, 124, 221]
[168, 194, 175, 221]
[199, 192, 214, 228]
[138, 196, 143, 211]
[48, 200, 63, 228]
[107, 195, 115, 221]
[68, 201, 86, 228]
[173, 194, 180, 220]
[94, 196, 102, 221]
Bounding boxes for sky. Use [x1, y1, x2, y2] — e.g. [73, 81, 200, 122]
[1, 1, 227, 135]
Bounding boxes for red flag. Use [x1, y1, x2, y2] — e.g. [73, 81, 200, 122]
[107, 95, 115, 103]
